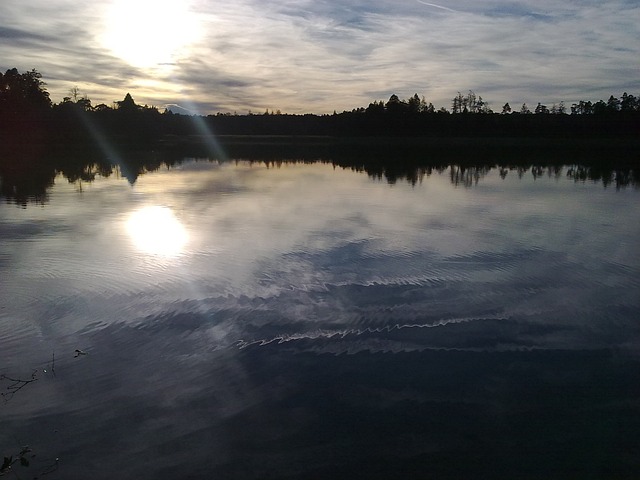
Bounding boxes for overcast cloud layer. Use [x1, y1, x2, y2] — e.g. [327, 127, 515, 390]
[1, 0, 639, 114]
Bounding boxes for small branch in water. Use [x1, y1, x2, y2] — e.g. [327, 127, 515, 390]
[0, 370, 38, 403]
[0, 445, 58, 478]
[0, 445, 34, 476]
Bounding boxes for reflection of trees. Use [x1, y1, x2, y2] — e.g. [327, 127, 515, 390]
[566, 165, 638, 189]
[449, 165, 491, 187]
[0, 145, 56, 205]
[0, 142, 190, 204]
[0, 140, 638, 205]
[60, 162, 114, 185]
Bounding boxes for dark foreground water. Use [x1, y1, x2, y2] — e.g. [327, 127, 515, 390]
[1, 160, 639, 479]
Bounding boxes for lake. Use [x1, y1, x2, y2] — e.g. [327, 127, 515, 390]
[1, 157, 639, 479]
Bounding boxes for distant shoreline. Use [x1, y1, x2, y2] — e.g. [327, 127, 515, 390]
[159, 134, 640, 147]
[2, 134, 639, 166]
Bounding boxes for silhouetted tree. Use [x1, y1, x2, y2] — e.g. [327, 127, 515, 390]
[451, 91, 488, 113]
[571, 100, 593, 115]
[475, 95, 491, 113]
[466, 91, 477, 113]
[385, 94, 407, 115]
[407, 93, 423, 114]
[501, 103, 511, 114]
[59, 86, 92, 112]
[365, 100, 385, 115]
[69, 86, 81, 103]
[534, 102, 549, 114]
[620, 92, 639, 111]
[606, 95, 620, 112]
[117, 93, 138, 112]
[452, 92, 464, 114]
[0, 68, 51, 116]
[592, 100, 607, 115]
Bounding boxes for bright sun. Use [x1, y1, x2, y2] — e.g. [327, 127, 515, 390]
[101, 0, 202, 69]
[127, 206, 189, 257]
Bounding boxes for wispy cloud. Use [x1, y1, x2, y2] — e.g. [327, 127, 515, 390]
[1, 0, 638, 113]
[416, 1, 459, 13]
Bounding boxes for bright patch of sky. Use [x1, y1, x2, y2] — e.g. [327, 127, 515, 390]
[1, 0, 638, 114]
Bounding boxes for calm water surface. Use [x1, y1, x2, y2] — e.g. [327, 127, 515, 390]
[1, 160, 639, 479]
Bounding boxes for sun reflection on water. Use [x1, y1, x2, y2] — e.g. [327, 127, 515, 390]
[126, 205, 188, 257]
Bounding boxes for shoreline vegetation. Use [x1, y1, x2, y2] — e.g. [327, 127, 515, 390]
[1, 68, 639, 204]
[1, 68, 638, 143]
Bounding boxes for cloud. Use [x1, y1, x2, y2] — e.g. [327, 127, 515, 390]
[416, 1, 460, 13]
[0, 26, 51, 42]
[1, 0, 639, 113]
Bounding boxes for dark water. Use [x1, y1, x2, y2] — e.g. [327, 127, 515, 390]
[1, 160, 639, 479]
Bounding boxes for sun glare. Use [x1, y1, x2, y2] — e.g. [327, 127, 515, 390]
[127, 206, 188, 257]
[101, 0, 202, 69]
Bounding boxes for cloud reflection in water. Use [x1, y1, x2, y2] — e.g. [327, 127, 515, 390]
[1, 161, 639, 478]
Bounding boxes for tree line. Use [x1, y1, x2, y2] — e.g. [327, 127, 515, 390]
[368, 90, 639, 116]
[1, 68, 639, 143]
[1, 69, 637, 205]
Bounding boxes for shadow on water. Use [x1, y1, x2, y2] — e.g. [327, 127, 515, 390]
[0, 136, 638, 205]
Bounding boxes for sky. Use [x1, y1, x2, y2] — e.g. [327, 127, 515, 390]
[1, 0, 639, 115]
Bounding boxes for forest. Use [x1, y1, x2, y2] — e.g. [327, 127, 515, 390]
[1, 68, 639, 144]
[1, 67, 638, 205]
